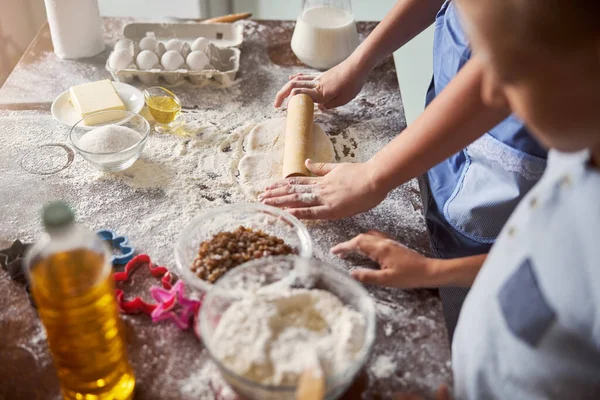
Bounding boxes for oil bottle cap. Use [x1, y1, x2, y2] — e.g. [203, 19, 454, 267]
[42, 201, 75, 230]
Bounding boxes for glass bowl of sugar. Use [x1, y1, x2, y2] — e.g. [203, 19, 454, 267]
[198, 255, 377, 400]
[69, 110, 150, 172]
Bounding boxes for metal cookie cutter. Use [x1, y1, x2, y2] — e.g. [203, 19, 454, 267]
[97, 229, 135, 266]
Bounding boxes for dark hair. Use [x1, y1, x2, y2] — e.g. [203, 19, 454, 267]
[510, 0, 600, 52]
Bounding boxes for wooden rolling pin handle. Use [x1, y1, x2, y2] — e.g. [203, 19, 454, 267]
[202, 12, 252, 24]
[283, 94, 314, 178]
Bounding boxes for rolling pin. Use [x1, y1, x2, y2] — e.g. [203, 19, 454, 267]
[202, 12, 252, 23]
[283, 94, 314, 178]
[168, 12, 252, 23]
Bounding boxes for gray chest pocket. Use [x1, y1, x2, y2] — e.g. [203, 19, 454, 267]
[444, 134, 546, 243]
[498, 258, 557, 347]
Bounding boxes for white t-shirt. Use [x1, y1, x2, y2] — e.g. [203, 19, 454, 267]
[453, 149, 600, 399]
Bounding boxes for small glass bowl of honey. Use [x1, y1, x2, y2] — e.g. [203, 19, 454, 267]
[143, 86, 185, 133]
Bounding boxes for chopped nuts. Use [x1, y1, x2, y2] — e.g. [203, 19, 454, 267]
[191, 226, 296, 283]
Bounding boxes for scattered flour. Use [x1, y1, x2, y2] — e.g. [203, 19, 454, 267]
[212, 288, 366, 386]
[0, 107, 426, 271]
[178, 359, 232, 399]
[384, 323, 393, 337]
[77, 125, 142, 153]
[370, 354, 397, 379]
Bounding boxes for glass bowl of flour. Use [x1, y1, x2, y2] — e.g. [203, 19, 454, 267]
[198, 255, 376, 400]
[69, 110, 150, 172]
[175, 204, 313, 293]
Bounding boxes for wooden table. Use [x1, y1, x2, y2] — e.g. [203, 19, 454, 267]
[0, 18, 451, 399]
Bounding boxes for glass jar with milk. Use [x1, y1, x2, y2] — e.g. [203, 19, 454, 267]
[291, 0, 360, 70]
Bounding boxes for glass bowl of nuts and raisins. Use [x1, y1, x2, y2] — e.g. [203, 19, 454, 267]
[174, 203, 313, 292]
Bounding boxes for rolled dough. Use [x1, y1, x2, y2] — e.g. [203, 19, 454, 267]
[238, 117, 335, 198]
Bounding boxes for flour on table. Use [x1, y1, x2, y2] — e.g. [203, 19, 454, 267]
[236, 117, 334, 198]
[212, 288, 366, 386]
[370, 354, 397, 379]
[0, 109, 426, 277]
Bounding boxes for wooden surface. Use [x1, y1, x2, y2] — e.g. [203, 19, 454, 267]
[0, 18, 451, 400]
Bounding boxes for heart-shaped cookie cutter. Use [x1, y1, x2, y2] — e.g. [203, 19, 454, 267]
[97, 229, 135, 266]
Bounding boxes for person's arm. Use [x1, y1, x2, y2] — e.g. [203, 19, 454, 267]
[274, 0, 445, 108]
[428, 254, 487, 287]
[351, 0, 445, 71]
[331, 230, 486, 288]
[369, 57, 510, 194]
[262, 58, 511, 220]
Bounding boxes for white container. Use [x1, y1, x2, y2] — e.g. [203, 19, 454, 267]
[291, 0, 359, 70]
[44, 0, 105, 59]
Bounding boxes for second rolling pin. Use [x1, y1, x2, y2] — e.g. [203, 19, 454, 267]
[202, 12, 252, 23]
[283, 94, 314, 178]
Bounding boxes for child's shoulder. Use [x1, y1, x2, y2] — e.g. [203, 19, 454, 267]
[544, 149, 600, 232]
[528, 149, 600, 333]
[532, 149, 599, 256]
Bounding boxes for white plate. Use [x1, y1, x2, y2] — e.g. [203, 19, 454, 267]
[51, 81, 145, 127]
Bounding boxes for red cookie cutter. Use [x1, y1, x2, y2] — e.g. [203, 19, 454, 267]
[113, 254, 173, 315]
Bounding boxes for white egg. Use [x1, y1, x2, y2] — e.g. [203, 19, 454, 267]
[191, 37, 211, 53]
[114, 38, 134, 52]
[186, 51, 210, 71]
[108, 50, 134, 70]
[165, 38, 183, 52]
[161, 50, 185, 71]
[114, 39, 139, 57]
[139, 36, 158, 52]
[136, 50, 160, 70]
[164, 38, 190, 58]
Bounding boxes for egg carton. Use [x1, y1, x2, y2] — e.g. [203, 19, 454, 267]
[106, 43, 240, 86]
[106, 22, 243, 86]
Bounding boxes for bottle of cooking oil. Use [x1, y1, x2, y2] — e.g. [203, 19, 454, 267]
[25, 201, 135, 400]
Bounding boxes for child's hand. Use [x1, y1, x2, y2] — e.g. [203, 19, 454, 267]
[259, 159, 388, 220]
[273, 55, 369, 109]
[332, 230, 437, 288]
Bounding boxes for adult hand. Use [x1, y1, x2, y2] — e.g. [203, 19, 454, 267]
[273, 55, 370, 109]
[331, 230, 437, 288]
[259, 159, 388, 220]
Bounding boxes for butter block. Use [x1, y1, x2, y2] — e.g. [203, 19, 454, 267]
[69, 80, 126, 125]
